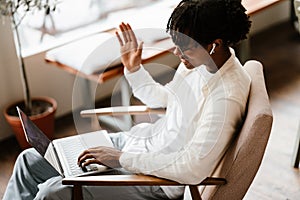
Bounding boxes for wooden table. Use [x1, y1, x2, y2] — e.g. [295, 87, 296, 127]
[45, 37, 174, 84]
[45, 34, 175, 130]
[243, 0, 285, 15]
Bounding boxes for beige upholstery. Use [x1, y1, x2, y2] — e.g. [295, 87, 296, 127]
[63, 60, 273, 200]
[295, 0, 300, 33]
[199, 60, 273, 200]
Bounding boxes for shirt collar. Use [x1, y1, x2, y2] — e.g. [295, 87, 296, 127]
[201, 48, 241, 92]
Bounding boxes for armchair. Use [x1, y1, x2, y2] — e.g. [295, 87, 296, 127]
[63, 60, 273, 200]
[294, 0, 300, 33]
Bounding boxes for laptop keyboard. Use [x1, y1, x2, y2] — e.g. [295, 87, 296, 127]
[55, 134, 108, 177]
[59, 137, 88, 176]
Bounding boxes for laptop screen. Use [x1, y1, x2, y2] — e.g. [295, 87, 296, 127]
[17, 107, 51, 156]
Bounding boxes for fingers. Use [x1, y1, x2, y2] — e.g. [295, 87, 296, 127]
[81, 158, 102, 167]
[119, 22, 129, 43]
[127, 23, 138, 47]
[77, 147, 122, 169]
[78, 150, 94, 166]
[115, 31, 123, 46]
[77, 147, 106, 167]
[78, 149, 89, 162]
[115, 22, 138, 48]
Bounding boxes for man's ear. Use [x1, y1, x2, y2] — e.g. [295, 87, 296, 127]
[209, 43, 217, 55]
[213, 39, 223, 48]
[208, 39, 223, 55]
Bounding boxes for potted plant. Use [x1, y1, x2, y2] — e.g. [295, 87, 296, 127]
[1, 0, 58, 149]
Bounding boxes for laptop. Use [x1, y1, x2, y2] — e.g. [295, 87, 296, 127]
[17, 107, 114, 178]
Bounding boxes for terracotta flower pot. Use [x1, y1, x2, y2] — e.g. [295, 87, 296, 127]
[4, 96, 57, 149]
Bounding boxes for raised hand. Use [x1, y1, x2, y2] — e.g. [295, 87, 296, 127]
[115, 22, 143, 73]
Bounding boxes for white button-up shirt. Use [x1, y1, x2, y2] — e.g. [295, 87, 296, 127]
[119, 49, 251, 199]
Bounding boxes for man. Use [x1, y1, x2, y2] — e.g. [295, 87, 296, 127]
[4, 0, 252, 199]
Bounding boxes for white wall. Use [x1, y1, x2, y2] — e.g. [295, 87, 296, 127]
[0, 0, 291, 141]
[0, 18, 24, 139]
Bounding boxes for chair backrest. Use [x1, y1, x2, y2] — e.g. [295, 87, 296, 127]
[199, 60, 273, 200]
[295, 0, 300, 33]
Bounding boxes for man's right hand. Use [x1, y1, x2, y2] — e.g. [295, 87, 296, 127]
[115, 22, 143, 73]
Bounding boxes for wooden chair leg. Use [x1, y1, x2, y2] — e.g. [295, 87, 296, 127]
[72, 184, 83, 200]
[189, 185, 202, 200]
[292, 121, 300, 168]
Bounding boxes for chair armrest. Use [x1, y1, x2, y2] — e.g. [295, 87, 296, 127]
[62, 174, 226, 200]
[62, 174, 226, 186]
[63, 174, 178, 186]
[80, 106, 166, 118]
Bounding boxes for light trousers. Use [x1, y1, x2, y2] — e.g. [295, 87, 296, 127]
[3, 133, 170, 200]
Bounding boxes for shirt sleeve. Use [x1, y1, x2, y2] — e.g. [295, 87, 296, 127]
[119, 96, 246, 184]
[124, 65, 169, 108]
